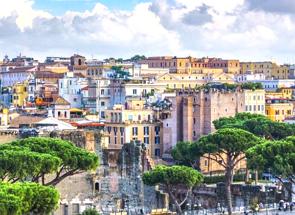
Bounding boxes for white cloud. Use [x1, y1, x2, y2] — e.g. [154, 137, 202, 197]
[0, 0, 295, 63]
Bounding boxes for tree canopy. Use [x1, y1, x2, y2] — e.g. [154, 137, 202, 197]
[213, 113, 295, 140]
[143, 165, 203, 213]
[0, 137, 99, 186]
[0, 182, 59, 215]
[171, 141, 199, 168]
[246, 137, 295, 184]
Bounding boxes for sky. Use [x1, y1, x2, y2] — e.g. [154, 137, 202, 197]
[1, 0, 295, 63]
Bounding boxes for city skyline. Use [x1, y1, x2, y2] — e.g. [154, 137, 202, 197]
[2, 0, 295, 63]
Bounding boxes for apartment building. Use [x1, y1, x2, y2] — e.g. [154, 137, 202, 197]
[105, 99, 163, 158]
[141, 56, 240, 74]
[244, 89, 266, 115]
[265, 98, 293, 122]
[240, 62, 290, 79]
[58, 72, 88, 108]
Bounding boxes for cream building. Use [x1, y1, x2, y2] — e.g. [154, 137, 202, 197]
[105, 100, 163, 158]
[244, 89, 265, 115]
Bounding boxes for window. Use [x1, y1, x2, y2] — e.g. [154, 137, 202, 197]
[144, 137, 149, 144]
[287, 110, 291, 115]
[155, 149, 161, 157]
[64, 111, 67, 118]
[155, 136, 160, 144]
[95, 182, 100, 192]
[58, 111, 61, 117]
[121, 137, 124, 145]
[204, 160, 208, 166]
[101, 101, 105, 106]
[155, 126, 160, 135]
[101, 89, 105, 95]
[193, 118, 196, 124]
[101, 111, 105, 118]
[132, 127, 138, 136]
[275, 110, 279, 115]
[144, 126, 149, 135]
[120, 127, 125, 134]
[128, 115, 133, 121]
[133, 89, 137, 95]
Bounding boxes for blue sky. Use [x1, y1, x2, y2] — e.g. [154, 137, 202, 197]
[33, 0, 148, 15]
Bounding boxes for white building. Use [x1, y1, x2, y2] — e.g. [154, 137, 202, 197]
[58, 72, 88, 108]
[128, 64, 169, 77]
[235, 72, 266, 83]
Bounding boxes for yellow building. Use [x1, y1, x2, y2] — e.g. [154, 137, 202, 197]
[271, 64, 289, 79]
[265, 98, 293, 122]
[0, 108, 9, 127]
[105, 99, 163, 158]
[240, 62, 290, 79]
[45, 62, 69, 74]
[265, 87, 293, 100]
[12, 82, 28, 107]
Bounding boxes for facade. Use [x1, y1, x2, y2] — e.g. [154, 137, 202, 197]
[51, 96, 71, 120]
[109, 79, 167, 107]
[240, 62, 290, 79]
[0, 66, 37, 87]
[244, 89, 265, 115]
[69, 54, 88, 77]
[105, 100, 163, 158]
[59, 72, 88, 108]
[12, 82, 28, 107]
[265, 98, 293, 122]
[141, 56, 240, 74]
[235, 72, 265, 82]
[129, 64, 169, 77]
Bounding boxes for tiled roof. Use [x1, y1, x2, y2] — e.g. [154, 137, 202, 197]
[53, 96, 70, 105]
[9, 115, 45, 128]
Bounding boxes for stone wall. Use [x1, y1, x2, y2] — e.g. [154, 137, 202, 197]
[51, 130, 166, 215]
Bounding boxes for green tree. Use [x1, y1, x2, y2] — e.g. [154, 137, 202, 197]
[130, 54, 146, 62]
[171, 141, 200, 169]
[0, 182, 59, 215]
[213, 113, 295, 140]
[246, 137, 295, 187]
[80, 208, 100, 215]
[143, 165, 203, 214]
[195, 128, 261, 215]
[241, 82, 263, 90]
[0, 137, 99, 186]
